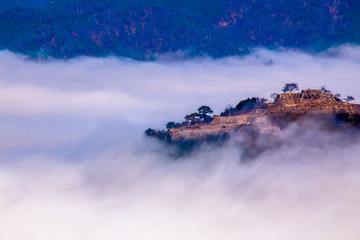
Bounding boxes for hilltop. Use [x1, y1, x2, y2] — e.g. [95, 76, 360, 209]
[145, 88, 360, 158]
[169, 89, 360, 142]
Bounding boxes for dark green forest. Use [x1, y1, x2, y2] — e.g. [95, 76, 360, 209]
[1, 0, 359, 59]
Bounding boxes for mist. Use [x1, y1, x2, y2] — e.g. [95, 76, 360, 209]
[1, 45, 360, 239]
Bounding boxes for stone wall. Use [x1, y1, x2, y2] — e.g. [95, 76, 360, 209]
[274, 90, 336, 105]
[299, 90, 336, 103]
[212, 110, 268, 124]
[274, 93, 301, 104]
[211, 115, 253, 124]
[267, 102, 360, 115]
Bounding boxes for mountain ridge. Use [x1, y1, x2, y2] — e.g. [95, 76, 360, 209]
[1, 0, 359, 59]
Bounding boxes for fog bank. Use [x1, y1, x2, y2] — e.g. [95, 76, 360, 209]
[0, 45, 360, 239]
[1, 125, 360, 240]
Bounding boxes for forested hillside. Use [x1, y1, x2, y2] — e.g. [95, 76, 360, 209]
[1, 0, 359, 59]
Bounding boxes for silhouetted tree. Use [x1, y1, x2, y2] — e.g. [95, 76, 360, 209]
[226, 104, 233, 116]
[197, 105, 213, 122]
[156, 130, 167, 140]
[197, 105, 213, 115]
[282, 83, 299, 93]
[235, 97, 267, 112]
[220, 105, 235, 117]
[184, 113, 201, 125]
[320, 86, 331, 93]
[270, 93, 278, 100]
[344, 95, 355, 103]
[334, 93, 342, 101]
[166, 121, 181, 130]
[144, 128, 155, 136]
[144, 128, 168, 140]
[181, 121, 189, 126]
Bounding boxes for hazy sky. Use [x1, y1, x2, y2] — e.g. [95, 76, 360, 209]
[1, 45, 360, 240]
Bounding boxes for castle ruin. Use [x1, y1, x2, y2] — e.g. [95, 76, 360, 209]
[274, 89, 337, 105]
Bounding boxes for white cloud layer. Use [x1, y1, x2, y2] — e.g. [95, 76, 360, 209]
[1, 125, 360, 240]
[0, 45, 358, 152]
[0, 45, 360, 239]
[0, 45, 360, 122]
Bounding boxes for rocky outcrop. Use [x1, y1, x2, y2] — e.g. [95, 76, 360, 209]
[168, 90, 360, 142]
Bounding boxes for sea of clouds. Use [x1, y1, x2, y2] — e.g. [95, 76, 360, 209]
[1, 45, 360, 239]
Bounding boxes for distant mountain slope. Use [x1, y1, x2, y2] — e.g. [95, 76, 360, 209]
[0, 0, 359, 59]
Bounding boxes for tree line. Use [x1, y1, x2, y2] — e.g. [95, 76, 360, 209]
[1, 0, 360, 59]
[145, 105, 214, 139]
